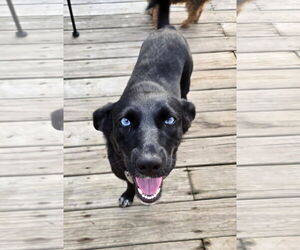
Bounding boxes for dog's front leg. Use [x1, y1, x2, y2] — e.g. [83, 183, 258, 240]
[118, 181, 135, 208]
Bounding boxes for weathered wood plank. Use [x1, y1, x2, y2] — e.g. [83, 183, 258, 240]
[238, 37, 300, 53]
[238, 89, 300, 111]
[114, 236, 236, 250]
[238, 69, 300, 89]
[0, 78, 63, 98]
[0, 175, 62, 211]
[64, 89, 236, 121]
[64, 168, 192, 210]
[64, 10, 235, 30]
[64, 110, 235, 146]
[0, 0, 61, 4]
[64, 24, 225, 44]
[0, 146, 63, 176]
[64, 198, 236, 249]
[0, 209, 63, 250]
[238, 236, 300, 250]
[274, 23, 300, 36]
[65, 2, 147, 16]
[0, 16, 62, 30]
[238, 136, 300, 165]
[238, 110, 300, 137]
[0, 44, 63, 60]
[0, 60, 63, 79]
[0, 30, 62, 45]
[205, 237, 236, 250]
[64, 70, 236, 98]
[238, 165, 300, 199]
[0, 98, 62, 121]
[64, 37, 235, 60]
[238, 52, 300, 70]
[221, 23, 236, 37]
[211, 0, 235, 10]
[64, 52, 235, 79]
[111, 240, 203, 250]
[237, 198, 300, 238]
[236, 23, 279, 37]
[0, 4, 62, 17]
[0, 121, 62, 147]
[238, 10, 300, 23]
[190, 165, 236, 200]
[256, 0, 300, 10]
[68, 0, 142, 3]
[64, 136, 236, 175]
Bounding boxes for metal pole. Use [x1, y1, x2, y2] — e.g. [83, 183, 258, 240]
[6, 0, 27, 37]
[67, 0, 80, 38]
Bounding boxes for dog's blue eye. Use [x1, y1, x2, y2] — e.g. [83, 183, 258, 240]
[120, 118, 131, 127]
[164, 116, 176, 125]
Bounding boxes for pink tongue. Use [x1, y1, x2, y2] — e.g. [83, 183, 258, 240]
[135, 177, 163, 195]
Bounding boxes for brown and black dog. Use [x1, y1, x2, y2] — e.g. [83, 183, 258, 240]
[148, 0, 254, 28]
[148, 0, 210, 28]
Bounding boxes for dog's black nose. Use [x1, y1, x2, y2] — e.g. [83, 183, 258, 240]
[136, 155, 162, 175]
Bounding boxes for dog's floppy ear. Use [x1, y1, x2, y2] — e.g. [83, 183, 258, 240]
[93, 103, 115, 134]
[181, 99, 196, 133]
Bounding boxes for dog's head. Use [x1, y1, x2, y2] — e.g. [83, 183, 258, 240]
[93, 90, 195, 204]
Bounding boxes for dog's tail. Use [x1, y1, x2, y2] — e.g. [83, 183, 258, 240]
[147, 0, 171, 29]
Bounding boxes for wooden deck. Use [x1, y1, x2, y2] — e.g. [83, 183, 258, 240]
[63, 0, 236, 249]
[237, 0, 300, 249]
[0, 1, 63, 250]
[1, 0, 299, 249]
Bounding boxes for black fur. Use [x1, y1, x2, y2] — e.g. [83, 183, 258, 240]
[147, 0, 171, 28]
[93, 0, 195, 207]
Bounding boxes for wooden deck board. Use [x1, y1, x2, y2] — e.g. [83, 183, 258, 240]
[0, 78, 63, 98]
[238, 89, 300, 112]
[64, 24, 226, 44]
[0, 30, 62, 44]
[0, 146, 63, 176]
[237, 10, 300, 23]
[238, 52, 300, 70]
[64, 70, 236, 99]
[238, 37, 300, 52]
[0, 16, 62, 30]
[0, 175, 62, 211]
[0, 44, 63, 60]
[0, 98, 62, 122]
[238, 165, 300, 199]
[238, 236, 300, 250]
[237, 198, 300, 238]
[64, 37, 235, 60]
[0, 209, 63, 250]
[238, 110, 300, 137]
[238, 136, 300, 165]
[189, 165, 236, 200]
[64, 198, 236, 249]
[238, 69, 300, 89]
[0, 60, 63, 79]
[0, 121, 62, 147]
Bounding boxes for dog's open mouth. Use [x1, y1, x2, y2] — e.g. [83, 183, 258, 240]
[135, 177, 163, 204]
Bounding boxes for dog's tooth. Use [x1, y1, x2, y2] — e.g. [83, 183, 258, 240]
[138, 188, 143, 195]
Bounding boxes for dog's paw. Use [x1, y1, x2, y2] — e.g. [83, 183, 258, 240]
[118, 195, 133, 208]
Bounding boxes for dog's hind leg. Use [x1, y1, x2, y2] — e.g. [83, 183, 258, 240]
[181, 0, 208, 28]
[119, 181, 135, 208]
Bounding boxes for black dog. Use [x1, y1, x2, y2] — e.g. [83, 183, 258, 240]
[93, 0, 195, 207]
